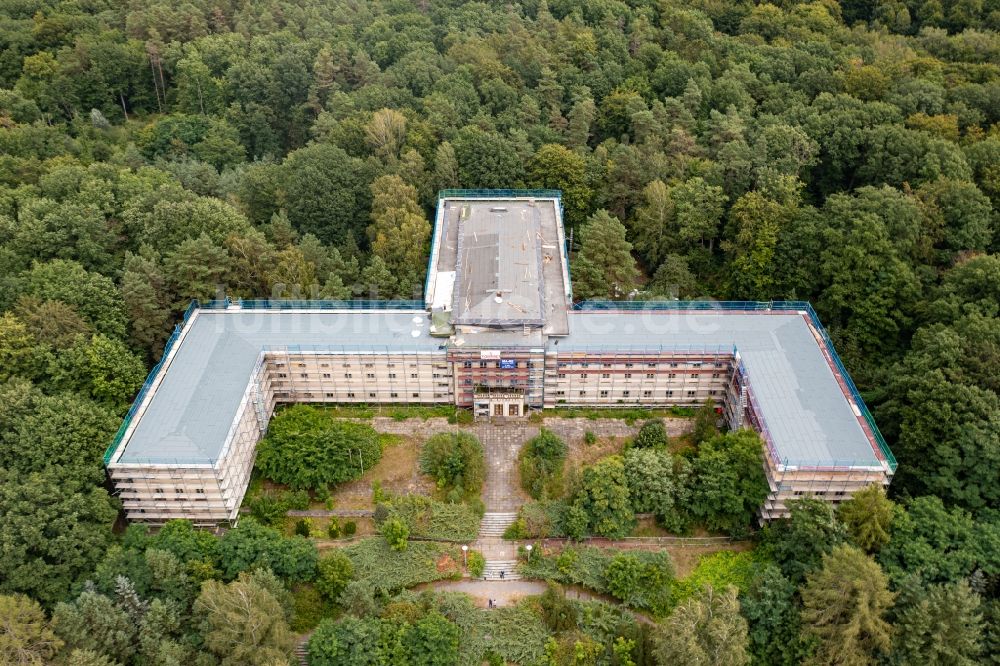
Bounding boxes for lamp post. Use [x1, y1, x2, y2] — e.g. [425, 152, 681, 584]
[462, 544, 468, 567]
[525, 544, 533, 560]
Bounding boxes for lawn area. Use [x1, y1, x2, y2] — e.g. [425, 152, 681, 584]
[309, 403, 471, 422]
[535, 406, 695, 423]
[327, 433, 435, 510]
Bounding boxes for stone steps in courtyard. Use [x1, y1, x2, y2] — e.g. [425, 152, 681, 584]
[481, 560, 522, 581]
[478, 512, 519, 538]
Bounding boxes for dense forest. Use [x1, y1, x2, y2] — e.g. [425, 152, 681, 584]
[0, 0, 998, 664]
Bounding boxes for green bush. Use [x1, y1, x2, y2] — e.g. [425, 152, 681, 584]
[247, 492, 287, 527]
[327, 518, 341, 539]
[256, 405, 382, 491]
[294, 518, 312, 537]
[316, 550, 354, 601]
[382, 518, 409, 551]
[570, 457, 635, 539]
[375, 494, 480, 542]
[419, 432, 485, 496]
[519, 428, 567, 499]
[343, 521, 357, 537]
[290, 584, 328, 632]
[633, 419, 668, 449]
[468, 550, 485, 577]
[283, 488, 311, 510]
[509, 501, 570, 539]
[584, 431, 597, 445]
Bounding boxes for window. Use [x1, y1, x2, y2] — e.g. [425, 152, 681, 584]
[390, 392, 398, 398]
[410, 373, 418, 379]
[580, 373, 588, 379]
[668, 373, 677, 379]
[175, 488, 183, 494]
[581, 362, 590, 368]
[579, 390, 587, 396]
[601, 373, 610, 379]
[367, 373, 375, 379]
[155, 488, 164, 494]
[412, 392, 419, 398]
[433, 373, 442, 378]
[622, 390, 630, 397]
[369, 392, 377, 398]
[300, 373, 309, 378]
[195, 488, 205, 494]
[600, 390, 609, 398]
[670, 363, 678, 368]
[388, 373, 397, 379]
[365, 363, 374, 368]
[277, 373, 287, 378]
[556, 390, 566, 396]
[326, 392, 335, 398]
[712, 373, 720, 379]
[625, 363, 634, 368]
[624, 373, 632, 379]
[602, 363, 611, 368]
[709, 390, 718, 396]
[479, 361, 488, 368]
[667, 390, 674, 397]
[463, 361, 472, 368]
[297, 362, 306, 368]
[647, 363, 657, 368]
[344, 373, 353, 378]
[687, 390, 696, 396]
[322, 373, 331, 378]
[643, 390, 652, 397]
[320, 363, 329, 368]
[558, 373, 566, 379]
[347, 392, 355, 398]
[387, 363, 396, 368]
[646, 373, 654, 379]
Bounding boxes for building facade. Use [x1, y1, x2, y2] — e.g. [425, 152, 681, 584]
[105, 192, 895, 524]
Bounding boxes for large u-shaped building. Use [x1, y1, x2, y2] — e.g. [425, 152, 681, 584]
[105, 191, 896, 525]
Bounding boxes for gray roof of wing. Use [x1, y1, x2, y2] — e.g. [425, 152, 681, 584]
[558, 311, 879, 467]
[114, 310, 442, 465]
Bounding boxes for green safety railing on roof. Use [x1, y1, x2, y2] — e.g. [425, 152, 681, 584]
[237, 299, 424, 310]
[438, 189, 563, 199]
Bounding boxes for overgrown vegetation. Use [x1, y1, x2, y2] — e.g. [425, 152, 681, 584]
[374, 493, 481, 542]
[418, 431, 485, 501]
[520, 545, 676, 617]
[340, 538, 462, 595]
[256, 405, 382, 491]
[519, 428, 568, 500]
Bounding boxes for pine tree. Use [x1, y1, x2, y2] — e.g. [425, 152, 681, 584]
[837, 485, 896, 553]
[893, 580, 983, 665]
[800, 545, 894, 665]
[572, 210, 639, 300]
[359, 256, 397, 299]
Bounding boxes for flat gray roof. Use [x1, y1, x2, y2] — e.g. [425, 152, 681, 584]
[113, 310, 443, 465]
[558, 310, 880, 467]
[428, 198, 570, 335]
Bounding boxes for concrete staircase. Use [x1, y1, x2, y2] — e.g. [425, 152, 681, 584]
[294, 640, 308, 665]
[478, 511, 519, 538]
[481, 559, 521, 581]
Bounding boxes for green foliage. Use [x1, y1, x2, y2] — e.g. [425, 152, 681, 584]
[294, 518, 312, 538]
[341, 538, 461, 595]
[290, 584, 328, 633]
[343, 521, 357, 537]
[521, 546, 675, 617]
[381, 518, 409, 552]
[838, 485, 896, 553]
[892, 579, 984, 665]
[375, 494, 480, 542]
[217, 518, 318, 583]
[763, 497, 848, 584]
[572, 210, 640, 300]
[801, 545, 894, 666]
[740, 563, 811, 666]
[0, 593, 63, 664]
[688, 430, 769, 536]
[654, 585, 749, 666]
[519, 428, 568, 500]
[316, 551, 354, 602]
[622, 448, 692, 534]
[256, 405, 382, 491]
[632, 419, 668, 449]
[570, 456, 636, 539]
[673, 550, 762, 603]
[418, 432, 485, 497]
[467, 551, 485, 578]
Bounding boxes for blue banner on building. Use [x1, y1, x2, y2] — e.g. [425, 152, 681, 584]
[499, 359, 517, 369]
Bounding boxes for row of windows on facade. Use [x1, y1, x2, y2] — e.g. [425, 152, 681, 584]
[554, 388, 719, 398]
[555, 372, 723, 379]
[273, 361, 446, 369]
[555, 361, 728, 369]
[274, 391, 450, 399]
[274, 372, 445, 379]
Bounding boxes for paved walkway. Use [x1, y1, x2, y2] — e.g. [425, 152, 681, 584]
[418, 579, 654, 624]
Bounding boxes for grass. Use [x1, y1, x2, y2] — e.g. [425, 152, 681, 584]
[327, 434, 434, 510]
[307, 403, 472, 422]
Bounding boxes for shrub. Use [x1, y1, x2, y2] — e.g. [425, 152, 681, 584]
[468, 550, 485, 577]
[584, 431, 597, 445]
[633, 419, 668, 449]
[283, 489, 311, 510]
[503, 518, 527, 540]
[691, 399, 719, 444]
[519, 428, 567, 499]
[382, 518, 409, 551]
[290, 584, 327, 632]
[316, 551, 354, 601]
[256, 405, 382, 491]
[294, 518, 312, 537]
[247, 492, 288, 527]
[570, 457, 635, 539]
[327, 518, 341, 539]
[218, 519, 318, 582]
[419, 432, 485, 496]
[343, 521, 357, 537]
